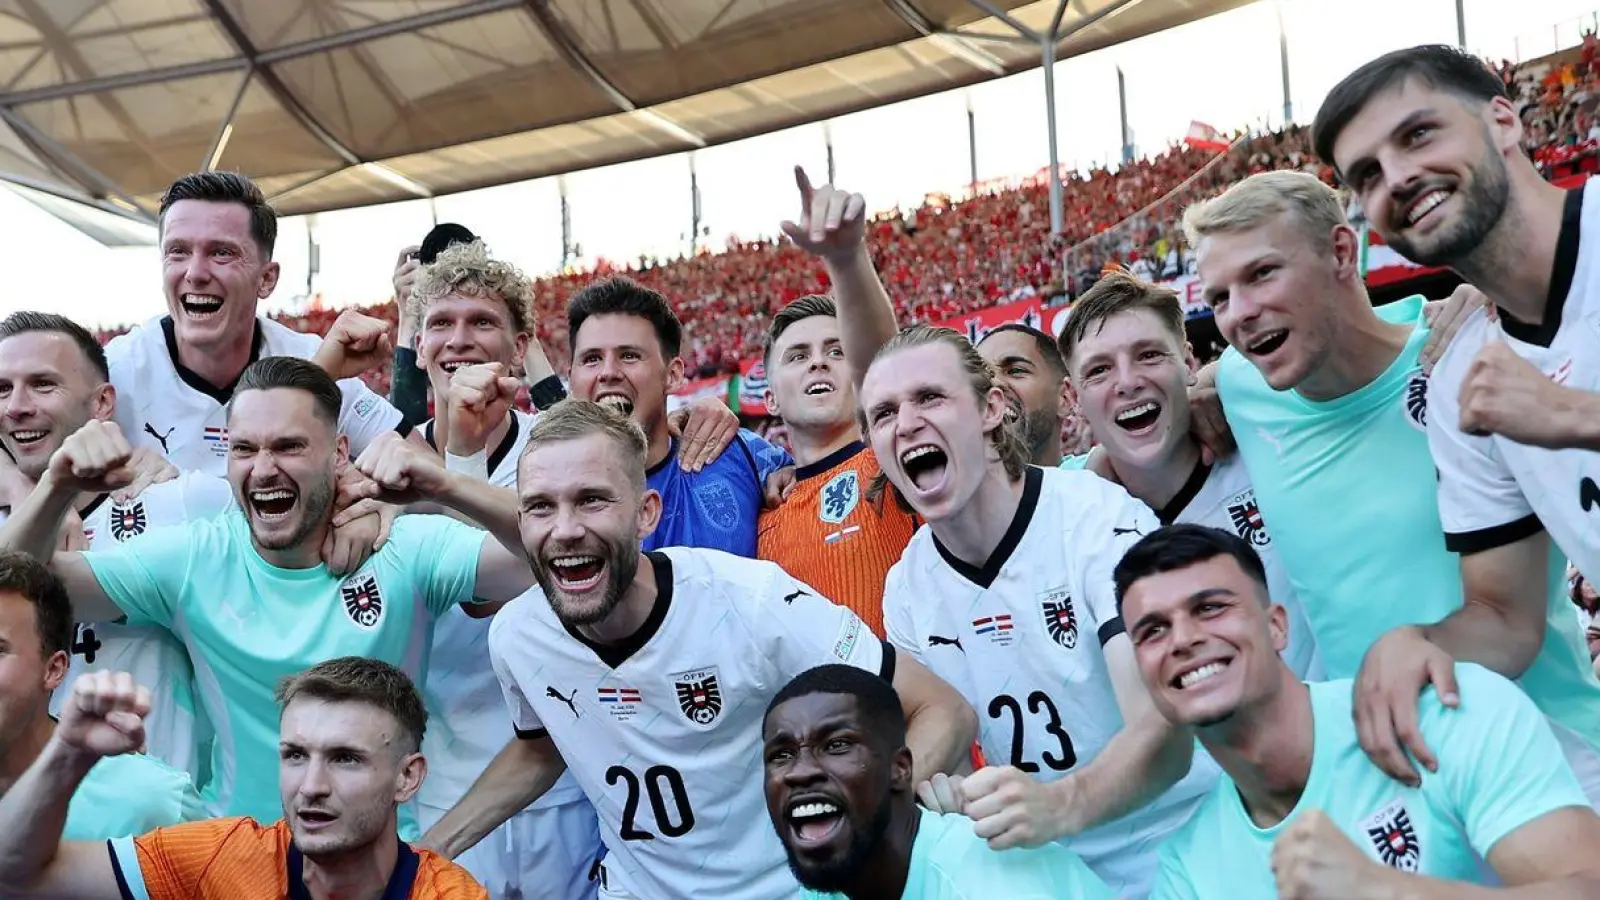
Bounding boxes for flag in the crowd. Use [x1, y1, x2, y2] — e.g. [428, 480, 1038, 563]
[1184, 121, 1230, 152]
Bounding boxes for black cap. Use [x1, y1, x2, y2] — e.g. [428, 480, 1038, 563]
[418, 223, 476, 264]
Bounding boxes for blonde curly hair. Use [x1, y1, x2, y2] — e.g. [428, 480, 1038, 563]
[409, 239, 534, 336]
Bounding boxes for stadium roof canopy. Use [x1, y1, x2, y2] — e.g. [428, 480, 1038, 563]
[0, 0, 1250, 225]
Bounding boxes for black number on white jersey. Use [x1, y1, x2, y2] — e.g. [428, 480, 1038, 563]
[1582, 476, 1600, 514]
[605, 764, 696, 840]
[70, 624, 102, 664]
[988, 691, 1076, 773]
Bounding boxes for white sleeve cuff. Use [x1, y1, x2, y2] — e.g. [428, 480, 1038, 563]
[445, 448, 490, 482]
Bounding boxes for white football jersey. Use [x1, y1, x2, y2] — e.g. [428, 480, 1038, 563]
[17, 473, 234, 781]
[884, 466, 1217, 898]
[488, 547, 886, 900]
[106, 315, 403, 474]
[1429, 180, 1600, 589]
[414, 410, 582, 809]
[1158, 454, 1323, 680]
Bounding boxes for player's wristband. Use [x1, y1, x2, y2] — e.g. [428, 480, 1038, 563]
[528, 374, 568, 410]
[445, 448, 490, 482]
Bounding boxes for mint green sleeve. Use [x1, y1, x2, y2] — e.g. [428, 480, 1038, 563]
[1423, 663, 1591, 856]
[394, 514, 493, 617]
[1045, 846, 1115, 900]
[1149, 839, 1202, 900]
[81, 523, 198, 629]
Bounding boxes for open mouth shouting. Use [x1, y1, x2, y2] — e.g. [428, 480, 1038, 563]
[786, 796, 846, 850]
[898, 444, 948, 495]
[547, 554, 606, 594]
[179, 293, 225, 320]
[594, 392, 635, 417]
[1113, 400, 1162, 436]
[1243, 329, 1289, 363]
[439, 359, 484, 377]
[1170, 657, 1231, 692]
[248, 485, 298, 523]
[295, 807, 339, 832]
[803, 380, 837, 399]
[7, 428, 49, 451]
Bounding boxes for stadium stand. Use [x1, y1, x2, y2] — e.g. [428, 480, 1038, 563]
[88, 41, 1600, 404]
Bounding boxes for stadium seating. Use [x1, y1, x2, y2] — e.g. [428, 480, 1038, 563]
[93, 41, 1600, 401]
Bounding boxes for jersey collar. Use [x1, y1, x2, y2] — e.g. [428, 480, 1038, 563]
[794, 440, 866, 481]
[162, 315, 267, 404]
[563, 550, 674, 669]
[1501, 181, 1583, 348]
[424, 412, 523, 475]
[1153, 456, 1213, 525]
[931, 465, 1042, 590]
[286, 836, 419, 900]
[79, 492, 112, 520]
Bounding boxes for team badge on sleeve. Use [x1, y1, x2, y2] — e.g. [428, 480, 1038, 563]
[1227, 491, 1271, 547]
[109, 499, 148, 542]
[671, 667, 723, 726]
[1403, 370, 1428, 431]
[339, 574, 384, 628]
[1362, 800, 1421, 871]
[1040, 588, 1078, 649]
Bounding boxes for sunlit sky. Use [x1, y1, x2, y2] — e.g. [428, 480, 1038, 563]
[7, 0, 1600, 329]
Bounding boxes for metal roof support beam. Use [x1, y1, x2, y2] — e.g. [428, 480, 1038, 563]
[1049, 0, 1074, 38]
[883, 0, 1007, 75]
[521, 0, 705, 147]
[1054, 0, 1139, 41]
[0, 0, 524, 107]
[202, 68, 252, 171]
[0, 107, 155, 221]
[199, 0, 373, 184]
[965, 0, 1040, 41]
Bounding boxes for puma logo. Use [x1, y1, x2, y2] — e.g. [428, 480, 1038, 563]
[928, 634, 964, 652]
[1113, 525, 1144, 537]
[143, 423, 175, 455]
[546, 686, 579, 718]
[1582, 477, 1600, 514]
[783, 589, 809, 605]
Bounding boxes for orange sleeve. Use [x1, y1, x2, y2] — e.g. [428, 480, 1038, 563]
[131, 818, 266, 900]
[413, 852, 490, 899]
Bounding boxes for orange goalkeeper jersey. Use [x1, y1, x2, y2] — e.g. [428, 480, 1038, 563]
[757, 442, 918, 636]
[108, 817, 486, 899]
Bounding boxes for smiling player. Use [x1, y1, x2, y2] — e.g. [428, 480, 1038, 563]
[762, 665, 1111, 900]
[1117, 525, 1600, 900]
[859, 324, 1212, 898]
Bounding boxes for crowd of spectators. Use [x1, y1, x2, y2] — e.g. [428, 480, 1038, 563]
[89, 45, 1598, 394]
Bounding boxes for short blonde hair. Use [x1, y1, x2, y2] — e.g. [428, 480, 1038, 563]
[522, 399, 649, 492]
[1181, 170, 1348, 254]
[409, 239, 534, 336]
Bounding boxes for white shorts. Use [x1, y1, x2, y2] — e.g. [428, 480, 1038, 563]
[417, 798, 604, 900]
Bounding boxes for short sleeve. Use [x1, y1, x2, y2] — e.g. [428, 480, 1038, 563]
[488, 613, 544, 738]
[1424, 663, 1591, 855]
[1148, 841, 1203, 900]
[81, 523, 199, 629]
[388, 515, 490, 617]
[1081, 480, 1161, 646]
[881, 563, 925, 667]
[743, 563, 887, 680]
[336, 379, 406, 455]
[739, 430, 794, 484]
[113, 818, 243, 900]
[1427, 339, 1541, 554]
